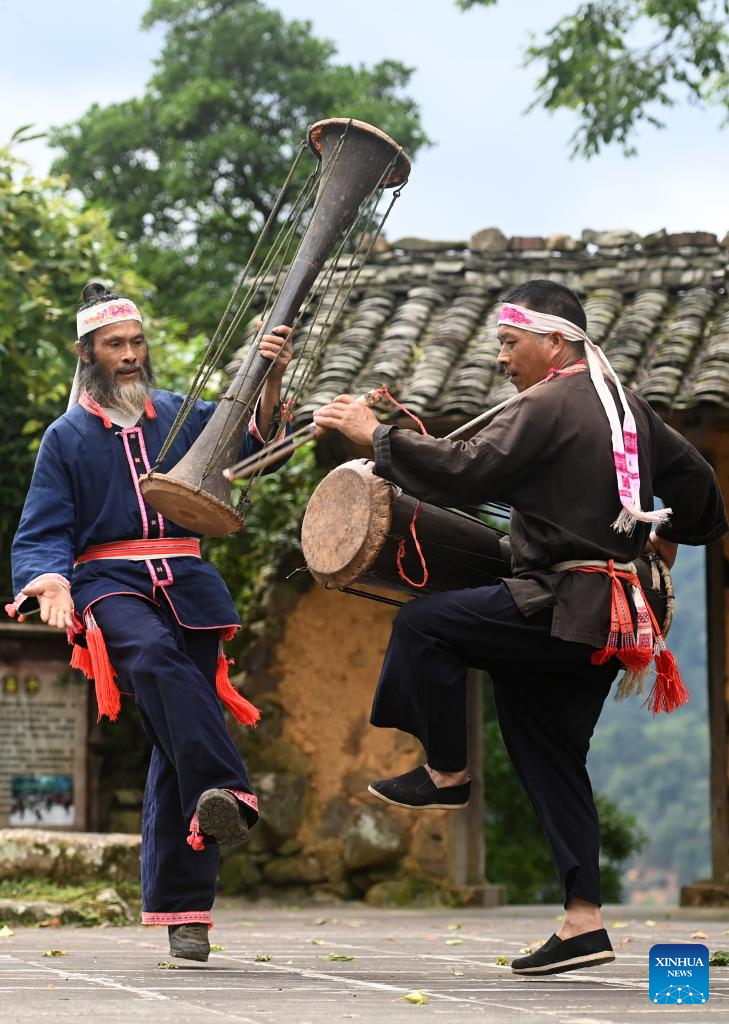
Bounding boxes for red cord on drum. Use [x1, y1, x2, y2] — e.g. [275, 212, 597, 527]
[373, 386, 430, 589]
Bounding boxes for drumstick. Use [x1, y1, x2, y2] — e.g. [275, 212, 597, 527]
[223, 390, 385, 481]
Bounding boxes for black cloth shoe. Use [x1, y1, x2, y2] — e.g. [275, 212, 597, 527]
[196, 789, 250, 847]
[510, 928, 615, 976]
[168, 923, 210, 962]
[368, 765, 470, 809]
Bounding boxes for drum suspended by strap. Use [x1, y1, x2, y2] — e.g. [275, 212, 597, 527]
[301, 460, 511, 596]
[301, 460, 675, 633]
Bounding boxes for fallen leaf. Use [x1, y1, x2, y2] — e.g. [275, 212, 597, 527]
[42, 950, 66, 958]
[403, 991, 429, 1004]
[157, 961, 179, 969]
[554, 913, 566, 922]
[0, 926, 15, 938]
[451, 968, 464, 977]
[445, 938, 463, 946]
[324, 953, 355, 961]
[723, 929, 729, 936]
[310, 939, 325, 945]
[209, 944, 225, 952]
[644, 920, 656, 927]
[610, 921, 628, 928]
[496, 955, 510, 966]
[254, 953, 272, 962]
[708, 950, 729, 967]
[691, 931, 708, 940]
[47, 984, 55, 989]
[447, 923, 463, 931]
[239, 920, 255, 927]
[312, 917, 327, 925]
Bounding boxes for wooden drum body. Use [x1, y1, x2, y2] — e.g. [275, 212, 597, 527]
[301, 460, 510, 596]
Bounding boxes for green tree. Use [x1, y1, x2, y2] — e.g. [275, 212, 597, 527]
[457, 1, 729, 157]
[50, 0, 430, 333]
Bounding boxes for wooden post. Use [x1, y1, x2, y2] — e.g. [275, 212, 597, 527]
[706, 540, 729, 887]
[447, 668, 506, 905]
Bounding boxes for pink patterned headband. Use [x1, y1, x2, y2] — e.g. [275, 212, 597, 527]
[76, 298, 142, 340]
[497, 302, 671, 535]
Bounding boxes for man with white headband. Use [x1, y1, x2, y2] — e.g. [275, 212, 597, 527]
[314, 278, 726, 976]
[8, 281, 294, 963]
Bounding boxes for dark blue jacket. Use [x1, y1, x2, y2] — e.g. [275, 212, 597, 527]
[12, 390, 286, 628]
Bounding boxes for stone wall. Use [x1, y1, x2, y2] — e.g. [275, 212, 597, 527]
[224, 584, 474, 906]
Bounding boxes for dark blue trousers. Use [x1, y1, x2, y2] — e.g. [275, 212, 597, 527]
[370, 582, 619, 906]
[92, 595, 256, 926]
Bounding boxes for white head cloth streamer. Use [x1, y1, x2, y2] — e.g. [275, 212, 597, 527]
[497, 302, 672, 534]
[68, 298, 144, 409]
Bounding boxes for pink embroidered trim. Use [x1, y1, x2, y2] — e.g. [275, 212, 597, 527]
[121, 428, 149, 538]
[136, 426, 165, 536]
[499, 303, 534, 326]
[224, 789, 259, 815]
[156, 587, 239, 633]
[80, 300, 140, 329]
[142, 910, 212, 926]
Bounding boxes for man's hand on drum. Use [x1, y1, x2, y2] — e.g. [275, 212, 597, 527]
[314, 395, 379, 446]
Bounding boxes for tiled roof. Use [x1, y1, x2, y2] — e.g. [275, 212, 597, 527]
[241, 228, 729, 427]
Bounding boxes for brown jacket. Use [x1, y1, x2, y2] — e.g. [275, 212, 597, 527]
[373, 372, 727, 647]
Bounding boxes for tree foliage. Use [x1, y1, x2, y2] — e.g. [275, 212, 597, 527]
[50, 0, 430, 332]
[457, 0, 729, 156]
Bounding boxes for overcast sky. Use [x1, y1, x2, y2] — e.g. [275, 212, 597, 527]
[2, 0, 727, 242]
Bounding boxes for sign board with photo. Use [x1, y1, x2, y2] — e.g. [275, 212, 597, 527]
[0, 665, 88, 830]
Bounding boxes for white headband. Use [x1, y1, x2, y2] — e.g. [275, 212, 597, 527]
[497, 302, 671, 534]
[76, 298, 142, 340]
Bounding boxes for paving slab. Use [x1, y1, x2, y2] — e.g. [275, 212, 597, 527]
[0, 902, 727, 1022]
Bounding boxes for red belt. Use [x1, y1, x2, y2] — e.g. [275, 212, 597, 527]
[75, 538, 201, 565]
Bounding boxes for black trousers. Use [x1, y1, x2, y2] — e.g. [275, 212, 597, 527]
[370, 582, 619, 906]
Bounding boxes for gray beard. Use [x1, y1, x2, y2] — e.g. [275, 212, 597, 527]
[80, 357, 155, 420]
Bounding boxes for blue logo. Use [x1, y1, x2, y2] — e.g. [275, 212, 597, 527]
[649, 944, 709, 1004]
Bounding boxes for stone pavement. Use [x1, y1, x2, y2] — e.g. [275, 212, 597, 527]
[1, 903, 728, 1022]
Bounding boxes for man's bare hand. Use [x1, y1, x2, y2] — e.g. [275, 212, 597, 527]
[21, 578, 74, 630]
[313, 394, 380, 447]
[645, 531, 678, 569]
[257, 322, 293, 384]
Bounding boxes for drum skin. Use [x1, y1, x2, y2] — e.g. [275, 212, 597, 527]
[301, 460, 510, 596]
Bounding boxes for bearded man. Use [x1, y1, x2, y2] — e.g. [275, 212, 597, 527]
[313, 278, 727, 977]
[8, 281, 293, 962]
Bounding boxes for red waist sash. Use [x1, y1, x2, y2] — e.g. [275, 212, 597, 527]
[75, 538, 201, 565]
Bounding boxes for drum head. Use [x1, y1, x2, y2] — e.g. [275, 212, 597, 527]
[139, 473, 243, 537]
[302, 461, 393, 588]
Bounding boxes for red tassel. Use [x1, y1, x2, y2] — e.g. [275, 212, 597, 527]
[86, 623, 122, 722]
[144, 396, 157, 420]
[186, 813, 206, 851]
[642, 649, 690, 715]
[70, 643, 94, 679]
[216, 655, 260, 726]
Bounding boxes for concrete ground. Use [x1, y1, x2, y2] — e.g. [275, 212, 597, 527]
[1, 902, 728, 1022]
